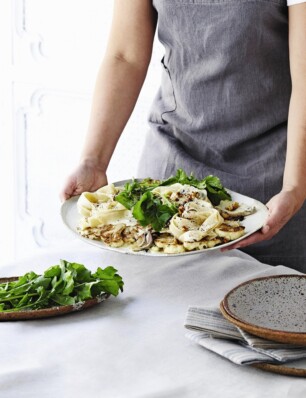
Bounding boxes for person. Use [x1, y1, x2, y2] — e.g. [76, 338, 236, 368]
[60, 0, 306, 271]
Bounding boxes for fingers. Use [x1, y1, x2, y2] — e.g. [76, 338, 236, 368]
[59, 190, 71, 202]
[222, 191, 296, 252]
[222, 209, 282, 252]
[59, 177, 77, 202]
[262, 202, 291, 238]
[59, 165, 108, 202]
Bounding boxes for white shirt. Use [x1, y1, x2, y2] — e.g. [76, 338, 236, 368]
[288, 0, 306, 5]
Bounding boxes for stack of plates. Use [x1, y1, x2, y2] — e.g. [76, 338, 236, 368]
[220, 275, 306, 376]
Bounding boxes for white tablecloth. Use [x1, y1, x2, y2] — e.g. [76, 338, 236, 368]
[0, 241, 305, 398]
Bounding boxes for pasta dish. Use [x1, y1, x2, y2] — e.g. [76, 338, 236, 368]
[76, 170, 256, 254]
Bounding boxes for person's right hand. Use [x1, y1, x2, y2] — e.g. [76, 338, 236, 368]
[60, 159, 108, 202]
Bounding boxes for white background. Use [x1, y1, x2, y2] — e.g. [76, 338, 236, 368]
[0, 0, 162, 267]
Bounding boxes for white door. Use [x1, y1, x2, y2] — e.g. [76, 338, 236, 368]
[0, 0, 162, 265]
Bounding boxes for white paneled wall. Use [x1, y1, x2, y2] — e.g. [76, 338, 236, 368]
[0, 1, 15, 265]
[0, 0, 163, 265]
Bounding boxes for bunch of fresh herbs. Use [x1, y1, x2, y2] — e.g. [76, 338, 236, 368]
[0, 260, 124, 312]
[114, 169, 231, 231]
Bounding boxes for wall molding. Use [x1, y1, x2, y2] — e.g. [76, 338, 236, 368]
[14, 87, 90, 248]
[13, 0, 46, 61]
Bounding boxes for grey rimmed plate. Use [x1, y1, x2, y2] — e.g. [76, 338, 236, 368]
[253, 360, 306, 377]
[221, 275, 306, 377]
[221, 275, 306, 345]
[60, 179, 268, 257]
[0, 277, 109, 321]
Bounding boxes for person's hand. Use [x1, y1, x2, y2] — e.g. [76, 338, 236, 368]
[221, 189, 305, 251]
[60, 159, 108, 202]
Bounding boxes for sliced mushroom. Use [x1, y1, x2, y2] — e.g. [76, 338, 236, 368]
[131, 230, 153, 251]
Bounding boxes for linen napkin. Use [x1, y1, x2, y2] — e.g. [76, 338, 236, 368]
[185, 307, 306, 365]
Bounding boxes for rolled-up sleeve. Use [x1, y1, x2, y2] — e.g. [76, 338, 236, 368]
[287, 0, 306, 6]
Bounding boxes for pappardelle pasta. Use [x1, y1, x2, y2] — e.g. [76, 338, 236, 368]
[76, 171, 256, 254]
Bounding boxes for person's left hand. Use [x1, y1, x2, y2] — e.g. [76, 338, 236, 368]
[221, 189, 304, 252]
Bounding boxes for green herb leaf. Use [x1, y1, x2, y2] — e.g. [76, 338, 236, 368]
[92, 266, 124, 294]
[132, 191, 177, 232]
[44, 265, 61, 278]
[76, 283, 94, 301]
[201, 175, 231, 205]
[161, 169, 231, 205]
[0, 260, 124, 312]
[51, 294, 76, 306]
[115, 178, 160, 210]
[68, 262, 92, 282]
[114, 169, 230, 231]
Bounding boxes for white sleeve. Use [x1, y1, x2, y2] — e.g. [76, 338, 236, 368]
[287, 0, 306, 5]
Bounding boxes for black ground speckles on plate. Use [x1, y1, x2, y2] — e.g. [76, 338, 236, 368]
[223, 275, 306, 333]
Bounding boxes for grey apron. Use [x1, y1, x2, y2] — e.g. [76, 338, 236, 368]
[138, 0, 306, 271]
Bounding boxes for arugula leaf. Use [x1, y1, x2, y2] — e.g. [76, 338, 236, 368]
[68, 262, 92, 283]
[0, 260, 124, 312]
[75, 283, 94, 301]
[113, 181, 138, 210]
[132, 191, 177, 232]
[44, 265, 61, 278]
[159, 168, 197, 186]
[114, 169, 230, 231]
[201, 175, 231, 205]
[95, 280, 122, 297]
[161, 169, 231, 205]
[51, 294, 76, 306]
[62, 271, 75, 296]
[92, 266, 124, 295]
[115, 178, 160, 210]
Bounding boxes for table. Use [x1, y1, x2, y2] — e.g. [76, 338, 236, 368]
[0, 241, 305, 398]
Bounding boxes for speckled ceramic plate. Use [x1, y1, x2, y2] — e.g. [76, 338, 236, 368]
[221, 275, 306, 345]
[61, 180, 268, 256]
[0, 277, 109, 321]
[253, 360, 306, 377]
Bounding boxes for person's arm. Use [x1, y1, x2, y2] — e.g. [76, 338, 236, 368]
[223, 3, 306, 251]
[283, 4, 306, 206]
[60, 0, 157, 200]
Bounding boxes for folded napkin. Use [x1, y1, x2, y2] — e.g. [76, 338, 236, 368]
[185, 307, 306, 366]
